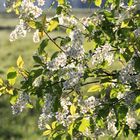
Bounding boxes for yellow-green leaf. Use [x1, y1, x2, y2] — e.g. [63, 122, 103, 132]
[47, 20, 59, 32]
[45, 124, 51, 130]
[0, 78, 3, 86]
[10, 96, 18, 105]
[79, 118, 90, 132]
[17, 56, 24, 68]
[136, 96, 140, 103]
[94, 0, 102, 7]
[6, 88, 13, 95]
[128, 0, 133, 6]
[121, 21, 129, 28]
[13, 0, 22, 8]
[51, 121, 57, 129]
[136, 108, 140, 116]
[26, 103, 33, 109]
[43, 130, 51, 136]
[68, 123, 74, 136]
[70, 104, 76, 115]
[28, 21, 36, 29]
[87, 84, 101, 93]
[58, 0, 65, 5]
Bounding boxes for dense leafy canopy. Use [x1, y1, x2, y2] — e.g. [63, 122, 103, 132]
[1, 0, 140, 139]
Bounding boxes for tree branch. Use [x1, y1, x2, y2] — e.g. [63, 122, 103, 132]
[43, 29, 65, 53]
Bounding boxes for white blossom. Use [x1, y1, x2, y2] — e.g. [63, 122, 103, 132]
[58, 15, 77, 26]
[38, 94, 55, 130]
[63, 30, 85, 59]
[47, 52, 67, 71]
[33, 29, 40, 43]
[126, 111, 137, 129]
[11, 93, 29, 115]
[21, 0, 42, 18]
[119, 58, 140, 84]
[92, 44, 114, 66]
[37, 0, 45, 6]
[63, 64, 84, 89]
[10, 20, 27, 42]
[107, 110, 118, 136]
[81, 0, 87, 3]
[117, 92, 125, 100]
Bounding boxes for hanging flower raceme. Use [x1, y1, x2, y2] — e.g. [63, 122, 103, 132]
[92, 44, 114, 66]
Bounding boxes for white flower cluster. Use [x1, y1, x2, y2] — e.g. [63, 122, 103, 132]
[126, 110, 137, 129]
[33, 29, 40, 43]
[119, 58, 140, 84]
[79, 96, 99, 114]
[63, 29, 85, 59]
[38, 94, 55, 130]
[106, 109, 118, 136]
[81, 17, 90, 27]
[117, 92, 125, 100]
[81, 0, 87, 3]
[47, 52, 67, 71]
[21, 0, 42, 19]
[92, 44, 114, 66]
[11, 93, 29, 115]
[37, 0, 45, 6]
[10, 20, 28, 42]
[134, 27, 140, 37]
[58, 14, 77, 26]
[62, 64, 84, 90]
[8, 0, 46, 42]
[55, 97, 80, 127]
[55, 95, 99, 127]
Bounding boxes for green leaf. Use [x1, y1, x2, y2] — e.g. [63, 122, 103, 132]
[94, 0, 102, 7]
[60, 37, 71, 46]
[118, 104, 128, 120]
[87, 84, 101, 93]
[79, 118, 90, 132]
[17, 56, 24, 68]
[51, 51, 59, 60]
[70, 104, 76, 115]
[7, 67, 17, 85]
[47, 20, 59, 32]
[56, 6, 63, 15]
[134, 57, 140, 72]
[38, 39, 48, 55]
[33, 55, 42, 64]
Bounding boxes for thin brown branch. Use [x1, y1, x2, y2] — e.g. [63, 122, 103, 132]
[43, 29, 65, 53]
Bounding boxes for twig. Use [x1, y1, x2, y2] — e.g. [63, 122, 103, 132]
[43, 29, 65, 53]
